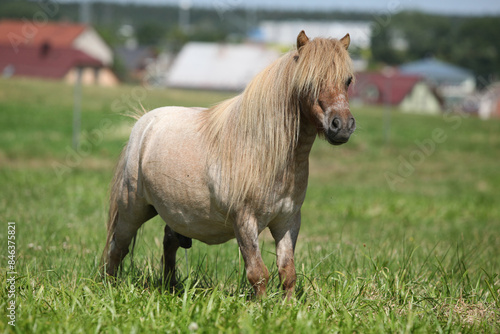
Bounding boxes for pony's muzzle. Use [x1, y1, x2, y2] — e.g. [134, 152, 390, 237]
[327, 116, 356, 145]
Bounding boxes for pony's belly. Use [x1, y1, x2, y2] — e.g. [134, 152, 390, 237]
[157, 209, 235, 245]
[145, 179, 235, 244]
[143, 163, 236, 244]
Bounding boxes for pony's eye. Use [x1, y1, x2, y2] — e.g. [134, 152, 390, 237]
[346, 76, 353, 87]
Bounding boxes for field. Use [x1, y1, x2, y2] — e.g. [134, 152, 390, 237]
[1, 77, 499, 333]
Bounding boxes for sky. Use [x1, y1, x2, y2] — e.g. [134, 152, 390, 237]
[62, 0, 500, 16]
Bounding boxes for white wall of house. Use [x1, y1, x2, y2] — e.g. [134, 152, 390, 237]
[400, 82, 441, 114]
[166, 42, 280, 90]
[479, 97, 494, 120]
[97, 68, 119, 86]
[73, 27, 113, 66]
[439, 76, 476, 105]
[65, 67, 118, 86]
[478, 84, 500, 119]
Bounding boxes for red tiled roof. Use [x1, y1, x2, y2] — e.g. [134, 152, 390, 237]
[0, 44, 102, 79]
[349, 72, 423, 105]
[0, 20, 86, 47]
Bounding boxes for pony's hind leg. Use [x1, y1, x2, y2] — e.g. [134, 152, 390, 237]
[103, 205, 157, 277]
[161, 225, 180, 287]
[105, 216, 139, 277]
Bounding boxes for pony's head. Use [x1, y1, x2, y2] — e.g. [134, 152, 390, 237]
[293, 30, 355, 145]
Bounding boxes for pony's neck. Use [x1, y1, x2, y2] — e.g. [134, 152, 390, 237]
[293, 112, 318, 164]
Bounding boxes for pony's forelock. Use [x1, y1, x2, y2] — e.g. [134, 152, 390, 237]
[293, 37, 354, 99]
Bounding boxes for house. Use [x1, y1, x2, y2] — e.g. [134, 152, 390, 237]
[0, 44, 118, 86]
[349, 72, 442, 114]
[113, 45, 173, 86]
[0, 20, 118, 86]
[165, 42, 280, 91]
[478, 83, 500, 119]
[114, 46, 157, 82]
[399, 58, 475, 108]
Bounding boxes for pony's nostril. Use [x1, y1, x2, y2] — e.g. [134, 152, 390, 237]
[332, 117, 342, 130]
[348, 117, 356, 131]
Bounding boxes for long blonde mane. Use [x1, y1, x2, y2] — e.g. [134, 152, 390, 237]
[200, 36, 353, 210]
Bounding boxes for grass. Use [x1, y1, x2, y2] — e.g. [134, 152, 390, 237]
[0, 77, 499, 333]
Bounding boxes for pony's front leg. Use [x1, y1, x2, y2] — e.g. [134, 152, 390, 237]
[270, 211, 301, 299]
[233, 212, 269, 298]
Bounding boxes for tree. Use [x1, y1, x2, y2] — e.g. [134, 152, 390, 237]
[136, 22, 167, 46]
[0, 1, 41, 19]
[454, 17, 500, 86]
[370, 23, 403, 65]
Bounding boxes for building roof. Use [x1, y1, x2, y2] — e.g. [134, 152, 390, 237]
[349, 72, 424, 105]
[166, 42, 280, 91]
[114, 46, 156, 72]
[0, 20, 86, 48]
[399, 58, 473, 85]
[0, 44, 102, 79]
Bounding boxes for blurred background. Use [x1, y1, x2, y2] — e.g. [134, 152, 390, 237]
[0, 0, 499, 116]
[1, 1, 500, 331]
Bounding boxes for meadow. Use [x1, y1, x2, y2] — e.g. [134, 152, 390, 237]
[0, 77, 499, 333]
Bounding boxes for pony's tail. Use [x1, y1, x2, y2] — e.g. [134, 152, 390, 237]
[100, 144, 128, 273]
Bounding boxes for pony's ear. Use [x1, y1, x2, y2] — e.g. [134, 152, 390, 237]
[297, 30, 310, 52]
[340, 33, 350, 50]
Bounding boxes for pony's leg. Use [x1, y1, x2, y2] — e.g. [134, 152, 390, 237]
[234, 212, 269, 297]
[106, 217, 139, 277]
[105, 206, 157, 277]
[269, 211, 301, 299]
[161, 225, 180, 287]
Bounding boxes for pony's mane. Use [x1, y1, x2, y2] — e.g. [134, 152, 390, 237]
[200, 36, 353, 210]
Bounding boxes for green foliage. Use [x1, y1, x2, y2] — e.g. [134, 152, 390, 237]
[370, 11, 500, 81]
[0, 0, 43, 20]
[371, 24, 404, 65]
[94, 26, 119, 48]
[455, 17, 500, 83]
[1, 78, 500, 332]
[136, 22, 167, 46]
[166, 27, 190, 54]
[110, 54, 130, 83]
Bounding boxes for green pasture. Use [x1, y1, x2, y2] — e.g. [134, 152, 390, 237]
[0, 78, 499, 333]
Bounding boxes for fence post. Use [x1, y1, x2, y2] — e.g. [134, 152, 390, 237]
[72, 67, 83, 150]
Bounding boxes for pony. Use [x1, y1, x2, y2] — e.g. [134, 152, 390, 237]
[101, 30, 355, 298]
